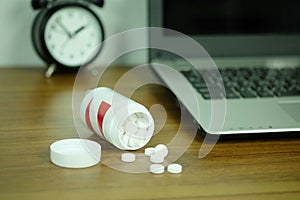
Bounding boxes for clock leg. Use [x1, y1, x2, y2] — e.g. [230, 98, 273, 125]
[45, 64, 57, 78]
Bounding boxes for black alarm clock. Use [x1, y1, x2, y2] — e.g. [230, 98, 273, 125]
[31, 0, 105, 77]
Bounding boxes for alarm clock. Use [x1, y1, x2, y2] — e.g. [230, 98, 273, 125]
[31, 0, 105, 77]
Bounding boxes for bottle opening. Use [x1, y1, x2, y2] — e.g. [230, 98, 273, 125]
[119, 112, 153, 149]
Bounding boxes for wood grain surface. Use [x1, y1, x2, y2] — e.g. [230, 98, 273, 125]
[0, 67, 299, 200]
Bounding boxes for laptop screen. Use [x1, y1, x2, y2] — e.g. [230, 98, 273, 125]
[149, 0, 300, 57]
[164, 0, 300, 36]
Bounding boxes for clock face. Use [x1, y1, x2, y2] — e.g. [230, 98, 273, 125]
[44, 6, 103, 67]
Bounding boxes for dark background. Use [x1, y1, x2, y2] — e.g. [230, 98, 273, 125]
[164, 0, 300, 35]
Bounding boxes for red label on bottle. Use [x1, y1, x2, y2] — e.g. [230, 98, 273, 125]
[97, 101, 111, 139]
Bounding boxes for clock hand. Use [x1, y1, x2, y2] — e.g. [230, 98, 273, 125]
[56, 18, 72, 38]
[71, 24, 90, 37]
[72, 26, 85, 36]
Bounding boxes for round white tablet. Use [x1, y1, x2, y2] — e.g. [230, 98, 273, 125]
[136, 117, 149, 129]
[144, 147, 155, 156]
[150, 153, 165, 163]
[129, 113, 138, 122]
[124, 121, 138, 134]
[50, 139, 101, 168]
[121, 135, 130, 146]
[167, 163, 182, 174]
[155, 144, 168, 157]
[121, 153, 136, 163]
[135, 128, 147, 138]
[149, 164, 165, 174]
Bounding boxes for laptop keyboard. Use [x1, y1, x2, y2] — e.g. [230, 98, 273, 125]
[180, 67, 300, 99]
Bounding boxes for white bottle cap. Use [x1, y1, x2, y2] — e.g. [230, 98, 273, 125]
[50, 139, 101, 168]
[167, 164, 183, 174]
[149, 164, 165, 174]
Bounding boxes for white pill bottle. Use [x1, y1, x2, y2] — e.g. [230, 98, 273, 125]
[80, 87, 155, 150]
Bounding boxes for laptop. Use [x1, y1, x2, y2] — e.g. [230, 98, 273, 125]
[148, 0, 300, 136]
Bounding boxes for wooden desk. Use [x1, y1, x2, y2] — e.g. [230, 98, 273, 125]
[0, 67, 299, 200]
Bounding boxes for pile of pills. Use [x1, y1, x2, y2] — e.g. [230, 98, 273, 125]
[121, 144, 183, 174]
[120, 113, 152, 149]
[148, 144, 168, 164]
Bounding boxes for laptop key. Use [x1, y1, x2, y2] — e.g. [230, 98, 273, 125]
[239, 88, 257, 98]
[257, 90, 273, 97]
[201, 93, 211, 99]
[224, 87, 240, 98]
[193, 82, 207, 89]
[201, 92, 225, 99]
[225, 91, 240, 99]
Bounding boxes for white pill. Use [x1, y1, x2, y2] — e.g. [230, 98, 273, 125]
[167, 164, 182, 174]
[125, 121, 138, 134]
[121, 135, 130, 146]
[144, 147, 155, 156]
[135, 128, 147, 138]
[155, 144, 168, 157]
[129, 114, 138, 122]
[136, 118, 149, 129]
[121, 153, 136, 163]
[133, 138, 145, 148]
[150, 153, 165, 163]
[149, 164, 164, 174]
[128, 136, 135, 147]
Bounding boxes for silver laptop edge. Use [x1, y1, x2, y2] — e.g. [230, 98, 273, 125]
[149, 0, 300, 135]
